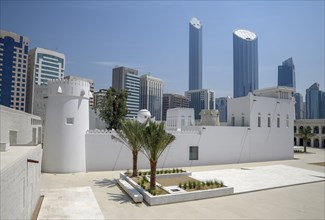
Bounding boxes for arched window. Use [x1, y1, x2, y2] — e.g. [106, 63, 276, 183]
[294, 126, 297, 133]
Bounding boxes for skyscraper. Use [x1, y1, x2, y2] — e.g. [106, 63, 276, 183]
[26, 48, 65, 114]
[162, 93, 189, 121]
[293, 93, 304, 119]
[233, 29, 258, 98]
[278, 57, 296, 91]
[215, 97, 228, 123]
[112, 66, 140, 119]
[0, 30, 29, 111]
[189, 17, 202, 90]
[185, 89, 215, 120]
[306, 82, 325, 119]
[140, 74, 163, 121]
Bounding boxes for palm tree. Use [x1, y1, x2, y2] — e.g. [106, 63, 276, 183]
[297, 127, 315, 153]
[141, 121, 176, 191]
[112, 120, 146, 177]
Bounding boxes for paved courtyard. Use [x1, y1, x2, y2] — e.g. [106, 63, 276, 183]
[39, 147, 325, 219]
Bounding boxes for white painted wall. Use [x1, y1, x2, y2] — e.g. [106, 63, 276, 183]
[0, 105, 42, 145]
[43, 79, 90, 173]
[85, 124, 293, 171]
[0, 145, 42, 220]
[85, 93, 294, 171]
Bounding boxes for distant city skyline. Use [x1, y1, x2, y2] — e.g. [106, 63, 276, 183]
[1, 1, 324, 99]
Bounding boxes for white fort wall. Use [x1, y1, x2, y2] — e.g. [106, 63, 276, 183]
[43, 79, 90, 173]
[85, 125, 293, 171]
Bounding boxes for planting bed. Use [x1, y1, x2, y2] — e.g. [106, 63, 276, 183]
[120, 171, 234, 206]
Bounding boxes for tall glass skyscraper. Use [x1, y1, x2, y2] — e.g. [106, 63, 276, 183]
[278, 57, 295, 91]
[0, 30, 29, 111]
[112, 66, 140, 119]
[233, 29, 258, 98]
[294, 92, 304, 119]
[189, 17, 202, 91]
[306, 82, 325, 119]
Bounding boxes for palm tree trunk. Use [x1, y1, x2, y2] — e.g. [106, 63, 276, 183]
[304, 140, 307, 153]
[150, 160, 157, 191]
[132, 151, 138, 177]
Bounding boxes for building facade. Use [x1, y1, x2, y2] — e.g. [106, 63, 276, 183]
[215, 97, 228, 123]
[162, 93, 189, 121]
[0, 30, 29, 111]
[306, 82, 325, 119]
[233, 29, 258, 98]
[93, 89, 107, 109]
[294, 92, 304, 119]
[294, 119, 325, 148]
[112, 66, 140, 119]
[278, 57, 296, 91]
[185, 89, 215, 120]
[189, 17, 202, 90]
[140, 74, 163, 121]
[26, 48, 65, 114]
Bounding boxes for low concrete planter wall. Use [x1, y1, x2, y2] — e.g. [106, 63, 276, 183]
[120, 172, 234, 206]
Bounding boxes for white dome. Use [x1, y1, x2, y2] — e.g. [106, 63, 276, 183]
[137, 109, 151, 123]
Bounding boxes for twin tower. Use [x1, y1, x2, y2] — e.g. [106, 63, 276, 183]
[189, 17, 258, 98]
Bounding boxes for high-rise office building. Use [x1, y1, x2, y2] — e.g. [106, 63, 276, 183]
[26, 48, 65, 114]
[306, 82, 325, 119]
[0, 30, 29, 111]
[140, 74, 163, 121]
[185, 89, 215, 120]
[112, 66, 140, 118]
[294, 93, 304, 119]
[189, 17, 202, 91]
[64, 75, 94, 108]
[162, 93, 189, 121]
[278, 57, 295, 91]
[233, 29, 258, 98]
[215, 97, 228, 123]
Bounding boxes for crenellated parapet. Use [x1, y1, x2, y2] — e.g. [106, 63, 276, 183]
[47, 79, 91, 98]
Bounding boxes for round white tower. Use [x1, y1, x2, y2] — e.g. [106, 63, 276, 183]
[42, 79, 90, 173]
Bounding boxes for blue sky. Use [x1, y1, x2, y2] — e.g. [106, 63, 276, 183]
[1, 1, 324, 98]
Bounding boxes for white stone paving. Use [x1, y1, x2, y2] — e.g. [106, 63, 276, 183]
[191, 164, 325, 193]
[38, 186, 104, 220]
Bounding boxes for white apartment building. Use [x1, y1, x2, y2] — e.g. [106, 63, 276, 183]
[140, 74, 164, 121]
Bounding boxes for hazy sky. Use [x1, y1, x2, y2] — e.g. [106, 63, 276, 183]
[1, 1, 324, 98]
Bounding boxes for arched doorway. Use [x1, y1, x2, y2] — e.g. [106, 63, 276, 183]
[314, 126, 319, 134]
[307, 139, 311, 147]
[299, 138, 304, 146]
[314, 139, 319, 148]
